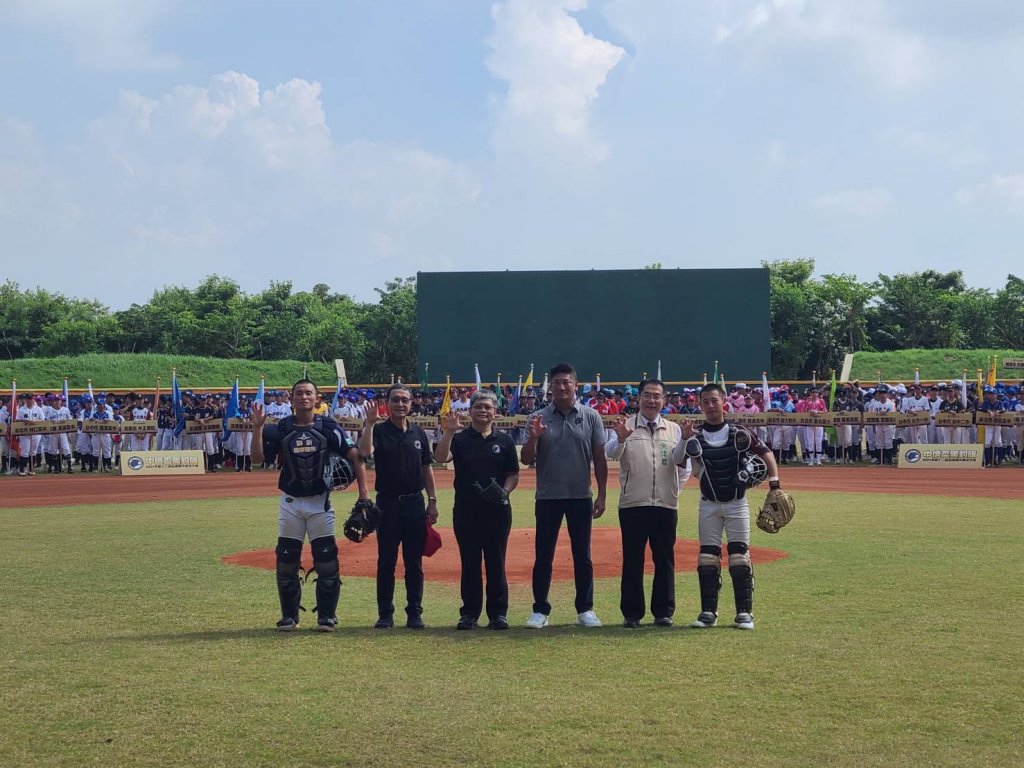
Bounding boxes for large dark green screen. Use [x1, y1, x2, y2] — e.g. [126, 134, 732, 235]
[417, 269, 770, 384]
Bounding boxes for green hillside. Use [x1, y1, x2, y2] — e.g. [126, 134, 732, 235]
[848, 349, 1023, 383]
[0, 354, 342, 393]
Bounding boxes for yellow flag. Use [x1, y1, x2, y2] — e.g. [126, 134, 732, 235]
[987, 357, 997, 387]
[523, 365, 535, 390]
[439, 376, 452, 417]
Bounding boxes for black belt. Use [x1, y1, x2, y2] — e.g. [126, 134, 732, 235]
[379, 491, 423, 501]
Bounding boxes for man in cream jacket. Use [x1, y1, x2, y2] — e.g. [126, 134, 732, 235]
[605, 379, 691, 628]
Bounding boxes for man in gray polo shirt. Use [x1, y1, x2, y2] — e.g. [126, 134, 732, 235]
[521, 362, 608, 628]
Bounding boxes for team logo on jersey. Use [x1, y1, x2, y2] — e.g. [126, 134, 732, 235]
[905, 449, 922, 464]
[414, 440, 422, 450]
[575, 417, 583, 425]
[293, 436, 316, 454]
[491, 444, 501, 454]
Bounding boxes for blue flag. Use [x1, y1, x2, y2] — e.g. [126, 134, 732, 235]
[332, 378, 343, 411]
[222, 379, 240, 442]
[172, 373, 186, 437]
[254, 377, 265, 410]
[62, 378, 69, 408]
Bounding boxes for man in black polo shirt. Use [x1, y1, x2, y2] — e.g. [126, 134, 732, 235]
[252, 379, 370, 632]
[358, 383, 439, 629]
[435, 390, 520, 630]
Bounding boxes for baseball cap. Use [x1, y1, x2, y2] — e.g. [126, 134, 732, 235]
[423, 518, 443, 557]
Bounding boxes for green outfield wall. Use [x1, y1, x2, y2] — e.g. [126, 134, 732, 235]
[417, 268, 771, 383]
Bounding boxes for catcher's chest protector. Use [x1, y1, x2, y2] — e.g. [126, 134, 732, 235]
[699, 428, 746, 502]
[280, 417, 331, 496]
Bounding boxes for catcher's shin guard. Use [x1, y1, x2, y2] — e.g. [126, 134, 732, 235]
[275, 537, 304, 623]
[310, 536, 341, 622]
[727, 542, 754, 615]
[696, 546, 723, 614]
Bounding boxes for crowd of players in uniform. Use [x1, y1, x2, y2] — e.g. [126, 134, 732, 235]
[2, 377, 1022, 476]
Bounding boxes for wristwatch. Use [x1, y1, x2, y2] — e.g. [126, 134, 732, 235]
[428, 496, 437, 502]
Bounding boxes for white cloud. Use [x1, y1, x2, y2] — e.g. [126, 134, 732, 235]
[811, 187, 892, 215]
[886, 126, 985, 169]
[956, 174, 1024, 212]
[486, 0, 626, 161]
[3, 72, 480, 302]
[715, 0, 932, 89]
[5, 0, 180, 70]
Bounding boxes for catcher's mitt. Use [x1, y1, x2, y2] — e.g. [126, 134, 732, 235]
[756, 488, 795, 534]
[472, 479, 510, 506]
[343, 498, 381, 543]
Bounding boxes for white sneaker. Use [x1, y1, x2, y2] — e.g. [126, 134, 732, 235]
[734, 612, 754, 630]
[576, 610, 602, 628]
[525, 612, 548, 629]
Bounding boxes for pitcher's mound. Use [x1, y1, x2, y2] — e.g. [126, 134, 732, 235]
[223, 528, 788, 584]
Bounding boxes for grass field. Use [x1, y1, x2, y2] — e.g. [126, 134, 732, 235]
[2, 487, 1021, 767]
[849, 348, 1023, 383]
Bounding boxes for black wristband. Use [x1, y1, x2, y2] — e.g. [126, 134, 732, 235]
[769, 480, 781, 491]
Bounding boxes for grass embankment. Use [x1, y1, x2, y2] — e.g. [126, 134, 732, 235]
[1, 488, 1021, 767]
[0, 353, 339, 393]
[848, 348, 1023, 383]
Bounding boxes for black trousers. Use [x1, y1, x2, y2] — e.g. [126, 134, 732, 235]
[532, 498, 594, 615]
[453, 501, 512, 621]
[618, 505, 677, 621]
[376, 493, 427, 619]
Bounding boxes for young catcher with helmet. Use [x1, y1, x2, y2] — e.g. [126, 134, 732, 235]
[252, 379, 372, 632]
[675, 383, 793, 630]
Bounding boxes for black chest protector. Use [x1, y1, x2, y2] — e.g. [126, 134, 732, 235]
[278, 416, 335, 497]
[698, 426, 746, 502]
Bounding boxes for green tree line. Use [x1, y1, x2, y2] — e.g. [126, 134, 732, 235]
[2, 263, 1021, 380]
[0, 276, 416, 384]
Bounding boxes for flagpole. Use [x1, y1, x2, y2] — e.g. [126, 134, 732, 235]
[152, 375, 161, 451]
[5, 379, 15, 474]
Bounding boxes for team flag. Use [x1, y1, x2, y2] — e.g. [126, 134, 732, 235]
[656, 360, 662, 380]
[703, 372, 708, 386]
[474, 363, 482, 393]
[960, 369, 968, 410]
[987, 357, 997, 388]
[253, 377, 265, 409]
[540, 372, 549, 401]
[172, 372, 186, 437]
[5, 380, 14, 445]
[439, 376, 453, 417]
[595, 373, 601, 394]
[761, 372, 771, 405]
[420, 362, 430, 392]
[222, 379, 240, 442]
[828, 370, 837, 409]
[914, 368, 920, 386]
[62, 378, 70, 406]
[524, 365, 535, 391]
[509, 374, 523, 415]
[976, 368, 984, 406]
[712, 360, 718, 385]
[331, 378, 344, 411]
[495, 373, 506, 409]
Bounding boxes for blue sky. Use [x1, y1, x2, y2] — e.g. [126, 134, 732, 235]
[2, 0, 1023, 309]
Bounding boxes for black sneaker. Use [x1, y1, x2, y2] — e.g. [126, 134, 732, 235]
[488, 616, 509, 630]
[456, 616, 477, 631]
[689, 611, 718, 628]
[276, 617, 299, 632]
[654, 617, 674, 627]
[406, 616, 426, 630]
[316, 617, 338, 632]
[374, 616, 394, 629]
[623, 618, 641, 629]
